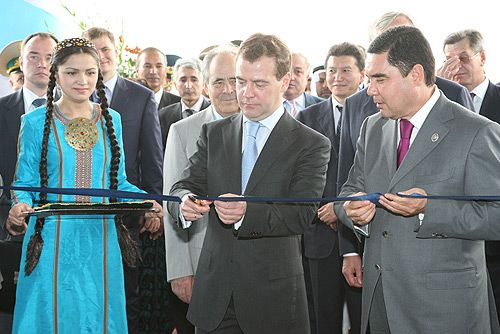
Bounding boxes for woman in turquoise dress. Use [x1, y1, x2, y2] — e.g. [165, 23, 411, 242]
[6, 38, 163, 334]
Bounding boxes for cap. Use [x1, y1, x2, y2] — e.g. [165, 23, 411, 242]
[0, 40, 22, 77]
[166, 54, 181, 67]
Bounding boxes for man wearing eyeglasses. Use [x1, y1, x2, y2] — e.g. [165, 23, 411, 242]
[438, 29, 500, 322]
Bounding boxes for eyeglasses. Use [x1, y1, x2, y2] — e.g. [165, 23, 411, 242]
[457, 51, 480, 64]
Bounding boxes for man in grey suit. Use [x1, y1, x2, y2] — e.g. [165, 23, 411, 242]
[83, 27, 164, 334]
[169, 33, 330, 334]
[158, 58, 210, 150]
[296, 42, 365, 334]
[337, 11, 474, 293]
[163, 45, 240, 333]
[336, 25, 500, 333]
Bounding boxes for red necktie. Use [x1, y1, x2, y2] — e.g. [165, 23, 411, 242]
[397, 119, 414, 168]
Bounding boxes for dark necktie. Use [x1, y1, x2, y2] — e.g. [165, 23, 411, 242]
[335, 105, 343, 150]
[397, 119, 414, 168]
[184, 109, 194, 118]
[32, 98, 46, 108]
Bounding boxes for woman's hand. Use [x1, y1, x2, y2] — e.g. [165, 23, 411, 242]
[141, 201, 163, 239]
[7, 203, 33, 235]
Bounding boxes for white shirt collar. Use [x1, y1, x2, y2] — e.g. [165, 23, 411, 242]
[405, 85, 440, 134]
[291, 93, 305, 110]
[181, 96, 205, 112]
[154, 89, 163, 105]
[103, 72, 119, 97]
[243, 105, 285, 132]
[470, 77, 489, 100]
[23, 86, 46, 113]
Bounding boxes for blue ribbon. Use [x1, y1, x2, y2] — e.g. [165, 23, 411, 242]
[2, 186, 500, 204]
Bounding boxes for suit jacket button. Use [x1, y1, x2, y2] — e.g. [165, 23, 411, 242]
[375, 264, 381, 270]
[382, 231, 389, 238]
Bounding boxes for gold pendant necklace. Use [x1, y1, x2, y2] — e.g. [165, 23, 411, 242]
[64, 117, 99, 151]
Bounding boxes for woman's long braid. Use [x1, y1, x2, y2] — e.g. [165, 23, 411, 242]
[25, 67, 57, 275]
[96, 73, 140, 268]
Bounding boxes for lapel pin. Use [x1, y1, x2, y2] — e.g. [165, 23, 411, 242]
[431, 133, 439, 142]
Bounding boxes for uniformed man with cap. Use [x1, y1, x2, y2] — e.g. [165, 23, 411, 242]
[0, 40, 23, 92]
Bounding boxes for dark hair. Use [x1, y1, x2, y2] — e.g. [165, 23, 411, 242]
[238, 33, 291, 80]
[25, 38, 139, 275]
[324, 42, 366, 72]
[367, 25, 435, 86]
[21, 32, 59, 56]
[443, 29, 484, 53]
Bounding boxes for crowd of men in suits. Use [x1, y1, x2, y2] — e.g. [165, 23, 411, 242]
[1, 9, 500, 334]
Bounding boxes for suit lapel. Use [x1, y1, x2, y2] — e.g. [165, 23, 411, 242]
[317, 98, 335, 144]
[389, 94, 452, 190]
[479, 82, 500, 123]
[5, 90, 25, 138]
[110, 76, 129, 112]
[244, 112, 298, 194]
[222, 113, 244, 194]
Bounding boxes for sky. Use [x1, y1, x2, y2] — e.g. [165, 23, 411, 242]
[1, 0, 498, 94]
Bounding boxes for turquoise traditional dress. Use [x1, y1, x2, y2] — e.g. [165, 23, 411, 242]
[11, 104, 141, 334]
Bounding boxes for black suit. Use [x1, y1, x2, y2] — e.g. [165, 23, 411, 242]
[169, 111, 331, 333]
[107, 76, 165, 334]
[158, 98, 211, 150]
[297, 98, 361, 334]
[158, 90, 181, 110]
[477, 81, 500, 320]
[0, 90, 24, 236]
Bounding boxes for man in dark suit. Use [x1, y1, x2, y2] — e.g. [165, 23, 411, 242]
[337, 12, 474, 296]
[283, 52, 323, 117]
[438, 28, 500, 321]
[83, 27, 164, 334]
[297, 42, 365, 334]
[135, 47, 180, 109]
[0, 32, 58, 333]
[169, 33, 330, 334]
[158, 58, 210, 150]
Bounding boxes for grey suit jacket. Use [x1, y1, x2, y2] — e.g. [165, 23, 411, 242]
[163, 107, 214, 281]
[296, 97, 340, 258]
[337, 76, 474, 255]
[336, 93, 500, 333]
[169, 111, 330, 333]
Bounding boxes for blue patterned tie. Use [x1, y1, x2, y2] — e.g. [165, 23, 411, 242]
[32, 98, 46, 108]
[241, 120, 261, 193]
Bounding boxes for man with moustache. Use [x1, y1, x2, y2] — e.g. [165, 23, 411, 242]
[164, 45, 240, 334]
[159, 58, 210, 150]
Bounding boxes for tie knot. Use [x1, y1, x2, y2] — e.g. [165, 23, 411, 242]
[32, 98, 47, 108]
[245, 120, 260, 138]
[399, 119, 414, 140]
[336, 105, 343, 113]
[470, 92, 476, 100]
[185, 109, 194, 117]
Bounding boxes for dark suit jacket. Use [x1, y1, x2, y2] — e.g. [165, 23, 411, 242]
[110, 76, 163, 197]
[296, 97, 339, 259]
[169, 111, 331, 333]
[0, 90, 24, 235]
[158, 90, 181, 110]
[158, 98, 211, 150]
[478, 81, 500, 256]
[336, 77, 475, 255]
